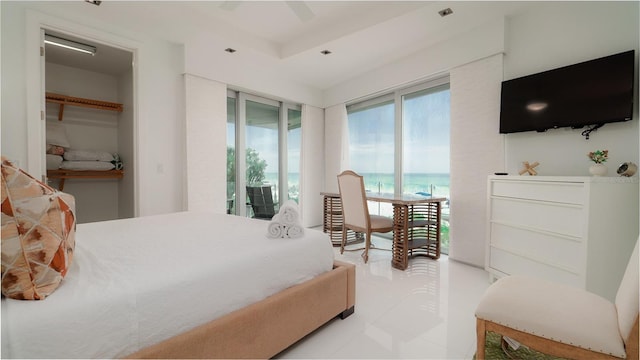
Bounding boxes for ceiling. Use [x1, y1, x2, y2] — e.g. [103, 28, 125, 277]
[40, 1, 541, 90]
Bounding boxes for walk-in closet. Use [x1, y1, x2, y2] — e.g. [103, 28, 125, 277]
[44, 30, 134, 223]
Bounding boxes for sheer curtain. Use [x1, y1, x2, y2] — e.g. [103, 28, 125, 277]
[184, 74, 227, 214]
[449, 54, 504, 266]
[324, 104, 350, 193]
[299, 104, 325, 227]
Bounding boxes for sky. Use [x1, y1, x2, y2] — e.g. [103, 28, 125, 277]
[348, 87, 450, 174]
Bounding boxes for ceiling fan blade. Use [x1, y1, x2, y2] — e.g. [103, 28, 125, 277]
[285, 1, 315, 22]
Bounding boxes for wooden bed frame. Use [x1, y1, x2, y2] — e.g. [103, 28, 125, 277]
[127, 260, 356, 359]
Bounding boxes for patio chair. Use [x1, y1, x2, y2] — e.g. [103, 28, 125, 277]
[246, 185, 277, 220]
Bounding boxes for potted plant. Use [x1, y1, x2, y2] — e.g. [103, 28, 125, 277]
[587, 149, 608, 176]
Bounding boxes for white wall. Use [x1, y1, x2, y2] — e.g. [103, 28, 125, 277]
[1, 3, 31, 168]
[502, 2, 639, 177]
[1, 3, 185, 217]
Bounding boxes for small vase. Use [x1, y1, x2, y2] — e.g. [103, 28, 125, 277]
[589, 163, 608, 176]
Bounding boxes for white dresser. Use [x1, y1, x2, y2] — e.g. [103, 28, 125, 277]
[486, 175, 639, 301]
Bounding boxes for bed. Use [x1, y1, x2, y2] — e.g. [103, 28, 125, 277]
[1, 211, 356, 359]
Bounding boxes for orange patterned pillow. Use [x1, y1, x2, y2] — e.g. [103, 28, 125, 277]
[1, 157, 76, 300]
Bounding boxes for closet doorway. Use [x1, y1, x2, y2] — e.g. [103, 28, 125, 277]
[43, 29, 135, 224]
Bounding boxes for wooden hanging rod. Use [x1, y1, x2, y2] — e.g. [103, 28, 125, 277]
[46, 92, 123, 121]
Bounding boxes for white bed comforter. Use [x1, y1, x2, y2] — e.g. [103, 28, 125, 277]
[1, 212, 334, 359]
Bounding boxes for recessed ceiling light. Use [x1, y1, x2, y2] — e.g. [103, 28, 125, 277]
[320, 50, 332, 55]
[438, 8, 453, 17]
[225, 48, 237, 53]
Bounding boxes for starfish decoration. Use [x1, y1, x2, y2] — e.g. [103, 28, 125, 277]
[519, 161, 539, 176]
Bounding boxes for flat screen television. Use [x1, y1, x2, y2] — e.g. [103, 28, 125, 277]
[499, 50, 635, 134]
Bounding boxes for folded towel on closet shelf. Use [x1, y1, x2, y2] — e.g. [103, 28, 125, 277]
[46, 154, 63, 170]
[60, 161, 115, 171]
[266, 201, 304, 239]
[64, 149, 115, 162]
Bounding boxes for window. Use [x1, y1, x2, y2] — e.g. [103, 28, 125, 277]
[347, 78, 451, 253]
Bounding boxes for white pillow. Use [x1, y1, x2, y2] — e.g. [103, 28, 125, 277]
[46, 122, 70, 148]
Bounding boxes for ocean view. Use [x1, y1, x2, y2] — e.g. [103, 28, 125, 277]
[264, 172, 450, 198]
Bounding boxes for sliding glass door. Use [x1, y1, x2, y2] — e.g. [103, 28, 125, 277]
[245, 98, 280, 218]
[226, 91, 301, 218]
[401, 83, 451, 253]
[346, 78, 451, 252]
[401, 84, 450, 197]
[347, 96, 395, 217]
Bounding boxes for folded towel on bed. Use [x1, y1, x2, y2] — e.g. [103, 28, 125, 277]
[267, 201, 304, 239]
[64, 149, 114, 162]
[278, 200, 301, 225]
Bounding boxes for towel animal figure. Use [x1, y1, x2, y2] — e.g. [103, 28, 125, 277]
[267, 200, 304, 238]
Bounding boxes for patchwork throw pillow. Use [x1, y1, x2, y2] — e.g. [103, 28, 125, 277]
[1, 157, 76, 300]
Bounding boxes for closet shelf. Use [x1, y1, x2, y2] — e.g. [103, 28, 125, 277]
[46, 92, 123, 121]
[47, 169, 124, 191]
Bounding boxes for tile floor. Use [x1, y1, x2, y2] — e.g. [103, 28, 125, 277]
[276, 237, 491, 359]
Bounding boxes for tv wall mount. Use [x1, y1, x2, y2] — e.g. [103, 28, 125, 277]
[581, 124, 604, 140]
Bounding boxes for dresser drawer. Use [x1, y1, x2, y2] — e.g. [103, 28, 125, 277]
[491, 197, 584, 238]
[492, 180, 585, 204]
[489, 223, 584, 272]
[489, 247, 583, 288]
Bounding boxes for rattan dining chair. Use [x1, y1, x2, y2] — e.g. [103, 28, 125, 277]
[337, 170, 393, 263]
[475, 236, 639, 360]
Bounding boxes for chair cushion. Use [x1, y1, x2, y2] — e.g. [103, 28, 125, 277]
[370, 215, 393, 231]
[475, 275, 625, 358]
[1, 158, 76, 300]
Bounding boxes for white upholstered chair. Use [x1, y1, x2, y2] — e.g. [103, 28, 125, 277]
[475, 237, 639, 360]
[337, 170, 394, 263]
